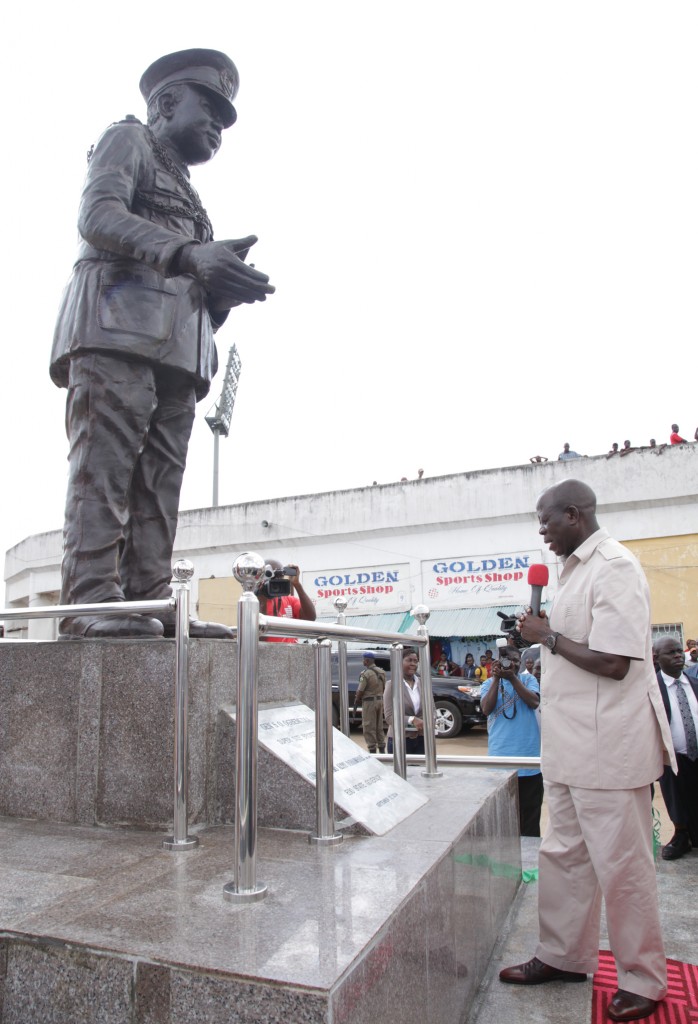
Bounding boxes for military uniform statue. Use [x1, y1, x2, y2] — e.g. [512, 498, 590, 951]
[51, 48, 274, 638]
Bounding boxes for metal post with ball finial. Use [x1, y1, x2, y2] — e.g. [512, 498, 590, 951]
[224, 552, 268, 902]
[411, 604, 442, 778]
[163, 559, 199, 850]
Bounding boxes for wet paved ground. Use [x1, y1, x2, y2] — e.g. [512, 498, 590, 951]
[468, 836, 696, 1024]
[355, 724, 690, 1023]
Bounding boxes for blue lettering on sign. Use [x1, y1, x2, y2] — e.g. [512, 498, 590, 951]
[431, 555, 531, 574]
[314, 569, 401, 587]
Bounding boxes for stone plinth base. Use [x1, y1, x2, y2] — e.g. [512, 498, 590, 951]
[0, 639, 322, 830]
[0, 767, 520, 1024]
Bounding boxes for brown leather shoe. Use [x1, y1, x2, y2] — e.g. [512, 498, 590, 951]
[499, 957, 587, 985]
[607, 989, 659, 1021]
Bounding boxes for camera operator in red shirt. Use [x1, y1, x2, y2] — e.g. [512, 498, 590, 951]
[256, 560, 316, 642]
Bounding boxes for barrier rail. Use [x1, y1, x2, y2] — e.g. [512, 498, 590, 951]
[221, 552, 438, 901]
[163, 562, 199, 851]
[374, 754, 541, 768]
[1, 551, 535, 911]
[333, 597, 350, 737]
[390, 643, 407, 778]
[224, 567, 267, 902]
[310, 639, 341, 845]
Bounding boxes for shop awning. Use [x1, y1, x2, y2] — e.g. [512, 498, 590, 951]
[316, 612, 410, 635]
[400, 603, 552, 638]
[318, 604, 552, 639]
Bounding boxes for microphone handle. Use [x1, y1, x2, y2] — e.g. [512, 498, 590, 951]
[530, 585, 543, 617]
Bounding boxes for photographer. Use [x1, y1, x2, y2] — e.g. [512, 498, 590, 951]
[256, 559, 316, 643]
[480, 644, 543, 836]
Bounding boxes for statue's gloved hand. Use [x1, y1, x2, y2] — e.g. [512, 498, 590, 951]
[180, 236, 275, 305]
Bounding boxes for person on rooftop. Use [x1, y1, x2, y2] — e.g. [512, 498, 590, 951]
[558, 442, 581, 460]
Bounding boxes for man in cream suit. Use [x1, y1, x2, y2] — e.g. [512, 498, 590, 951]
[499, 480, 675, 1023]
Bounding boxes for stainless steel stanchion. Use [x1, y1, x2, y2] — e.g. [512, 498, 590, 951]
[412, 604, 442, 779]
[224, 553, 268, 902]
[334, 596, 350, 736]
[390, 643, 407, 779]
[163, 560, 199, 851]
[310, 638, 343, 845]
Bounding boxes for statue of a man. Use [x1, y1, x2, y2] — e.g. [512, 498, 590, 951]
[50, 48, 274, 638]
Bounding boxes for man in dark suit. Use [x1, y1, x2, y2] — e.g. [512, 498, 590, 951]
[655, 635, 698, 859]
[51, 49, 274, 638]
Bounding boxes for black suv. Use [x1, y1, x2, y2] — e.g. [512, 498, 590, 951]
[330, 651, 485, 738]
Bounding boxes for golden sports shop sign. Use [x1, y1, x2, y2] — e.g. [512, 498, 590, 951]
[305, 563, 412, 617]
[422, 550, 542, 607]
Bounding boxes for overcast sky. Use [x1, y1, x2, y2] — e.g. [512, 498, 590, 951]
[2, 1, 696, 576]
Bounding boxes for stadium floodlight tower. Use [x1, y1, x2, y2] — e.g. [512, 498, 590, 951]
[205, 344, 242, 507]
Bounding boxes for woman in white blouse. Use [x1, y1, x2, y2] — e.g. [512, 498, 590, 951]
[384, 649, 425, 755]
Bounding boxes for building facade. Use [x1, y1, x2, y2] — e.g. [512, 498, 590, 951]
[4, 446, 697, 659]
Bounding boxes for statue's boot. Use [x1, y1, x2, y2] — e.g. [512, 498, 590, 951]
[59, 614, 165, 639]
[153, 610, 235, 640]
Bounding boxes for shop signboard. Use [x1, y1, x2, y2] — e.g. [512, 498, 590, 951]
[303, 562, 412, 617]
[421, 549, 543, 607]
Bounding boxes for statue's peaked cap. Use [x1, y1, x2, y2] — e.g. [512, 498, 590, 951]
[139, 48, 239, 127]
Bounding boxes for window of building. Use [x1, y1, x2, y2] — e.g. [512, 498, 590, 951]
[651, 623, 684, 645]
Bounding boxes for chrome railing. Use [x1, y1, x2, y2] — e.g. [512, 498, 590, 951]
[333, 596, 350, 737]
[220, 552, 435, 902]
[2, 551, 539, 910]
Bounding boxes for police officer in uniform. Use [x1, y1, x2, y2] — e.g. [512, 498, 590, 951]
[354, 653, 387, 753]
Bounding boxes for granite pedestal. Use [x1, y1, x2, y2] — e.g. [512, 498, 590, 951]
[0, 639, 327, 831]
[0, 641, 521, 1022]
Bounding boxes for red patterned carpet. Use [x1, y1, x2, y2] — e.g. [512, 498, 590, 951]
[593, 952, 698, 1023]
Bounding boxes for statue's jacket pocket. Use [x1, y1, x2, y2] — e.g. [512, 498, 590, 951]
[97, 265, 177, 341]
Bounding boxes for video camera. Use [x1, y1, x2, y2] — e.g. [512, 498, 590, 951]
[496, 610, 529, 650]
[260, 564, 296, 598]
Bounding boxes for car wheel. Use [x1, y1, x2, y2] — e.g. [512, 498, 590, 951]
[434, 701, 463, 739]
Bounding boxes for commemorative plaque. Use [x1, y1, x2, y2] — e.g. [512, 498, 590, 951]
[226, 701, 428, 835]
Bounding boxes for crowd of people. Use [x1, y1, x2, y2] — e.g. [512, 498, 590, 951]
[433, 649, 497, 679]
[528, 423, 697, 465]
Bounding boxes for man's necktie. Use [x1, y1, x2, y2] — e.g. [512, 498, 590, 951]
[675, 678, 698, 760]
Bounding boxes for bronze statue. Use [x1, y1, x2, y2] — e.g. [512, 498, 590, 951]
[50, 48, 274, 638]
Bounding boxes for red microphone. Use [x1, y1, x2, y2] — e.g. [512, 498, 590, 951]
[527, 564, 549, 616]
